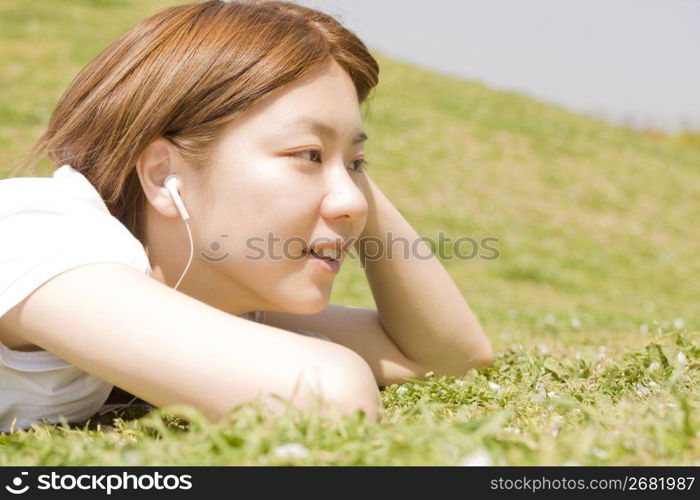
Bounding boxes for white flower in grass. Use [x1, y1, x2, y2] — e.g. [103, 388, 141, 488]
[570, 318, 582, 330]
[532, 393, 546, 404]
[647, 361, 660, 371]
[532, 382, 547, 403]
[544, 314, 555, 325]
[597, 345, 607, 360]
[121, 449, 142, 465]
[547, 391, 557, 399]
[635, 384, 651, 397]
[488, 381, 503, 393]
[117, 435, 137, 447]
[639, 323, 649, 334]
[591, 447, 609, 460]
[537, 343, 549, 355]
[673, 318, 685, 330]
[397, 386, 409, 394]
[676, 352, 688, 365]
[273, 443, 310, 459]
[459, 449, 493, 466]
[648, 381, 659, 388]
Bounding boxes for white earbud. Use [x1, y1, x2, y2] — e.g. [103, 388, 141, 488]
[161, 173, 257, 320]
[163, 173, 193, 290]
[164, 174, 190, 221]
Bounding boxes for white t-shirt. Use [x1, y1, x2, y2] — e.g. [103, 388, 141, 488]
[0, 164, 294, 433]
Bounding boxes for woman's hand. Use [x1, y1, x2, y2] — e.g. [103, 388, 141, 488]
[352, 174, 493, 376]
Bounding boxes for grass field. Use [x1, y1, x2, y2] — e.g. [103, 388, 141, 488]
[1, 0, 698, 465]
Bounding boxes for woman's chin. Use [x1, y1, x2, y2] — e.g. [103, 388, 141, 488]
[282, 292, 330, 315]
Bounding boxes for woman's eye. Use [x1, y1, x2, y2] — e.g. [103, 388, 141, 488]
[290, 150, 368, 173]
[291, 149, 322, 163]
[349, 158, 369, 173]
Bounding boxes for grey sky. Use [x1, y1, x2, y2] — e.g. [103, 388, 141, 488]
[296, 0, 700, 133]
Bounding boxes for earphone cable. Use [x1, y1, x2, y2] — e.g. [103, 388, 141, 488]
[174, 218, 194, 290]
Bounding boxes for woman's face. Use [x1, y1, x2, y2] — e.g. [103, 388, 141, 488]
[189, 59, 370, 315]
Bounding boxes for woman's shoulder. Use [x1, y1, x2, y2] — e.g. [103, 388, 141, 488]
[0, 165, 152, 322]
[1, 164, 120, 222]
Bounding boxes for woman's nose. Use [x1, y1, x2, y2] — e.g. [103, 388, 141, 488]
[320, 175, 368, 224]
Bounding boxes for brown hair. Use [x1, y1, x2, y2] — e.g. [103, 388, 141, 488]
[12, 0, 379, 242]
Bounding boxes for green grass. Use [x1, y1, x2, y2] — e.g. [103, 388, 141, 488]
[1, 0, 698, 465]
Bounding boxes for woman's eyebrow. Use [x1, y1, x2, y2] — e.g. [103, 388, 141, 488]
[283, 117, 368, 144]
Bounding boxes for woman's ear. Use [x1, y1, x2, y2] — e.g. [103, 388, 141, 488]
[135, 137, 182, 219]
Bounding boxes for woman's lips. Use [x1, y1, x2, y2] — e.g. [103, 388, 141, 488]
[303, 249, 341, 273]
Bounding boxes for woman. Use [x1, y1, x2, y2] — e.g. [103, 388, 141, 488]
[0, 0, 492, 433]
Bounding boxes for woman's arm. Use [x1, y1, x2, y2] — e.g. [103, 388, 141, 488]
[262, 304, 429, 387]
[0, 263, 381, 422]
[353, 173, 493, 376]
